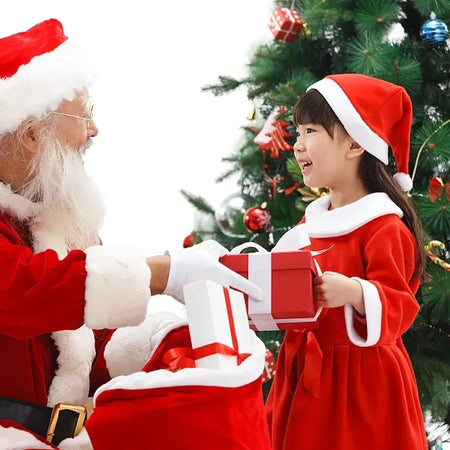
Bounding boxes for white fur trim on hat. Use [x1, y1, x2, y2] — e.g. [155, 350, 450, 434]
[344, 278, 382, 346]
[84, 244, 151, 329]
[307, 77, 389, 164]
[0, 39, 95, 136]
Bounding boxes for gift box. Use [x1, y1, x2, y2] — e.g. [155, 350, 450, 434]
[268, 7, 303, 42]
[183, 279, 253, 370]
[219, 246, 321, 331]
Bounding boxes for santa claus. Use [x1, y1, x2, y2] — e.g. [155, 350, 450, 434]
[0, 18, 266, 449]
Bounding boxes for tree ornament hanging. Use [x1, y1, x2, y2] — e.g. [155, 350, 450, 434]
[254, 111, 277, 145]
[262, 348, 277, 383]
[420, 13, 449, 44]
[424, 240, 450, 271]
[183, 233, 196, 248]
[268, 7, 304, 42]
[243, 206, 272, 233]
[257, 109, 293, 159]
[215, 193, 255, 237]
[266, 175, 284, 198]
[428, 176, 450, 202]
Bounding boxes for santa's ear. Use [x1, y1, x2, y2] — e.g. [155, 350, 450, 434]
[20, 125, 40, 154]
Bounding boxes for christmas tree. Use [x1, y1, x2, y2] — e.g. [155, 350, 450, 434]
[182, 0, 450, 432]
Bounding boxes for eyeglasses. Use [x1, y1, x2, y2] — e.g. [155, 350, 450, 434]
[49, 105, 94, 127]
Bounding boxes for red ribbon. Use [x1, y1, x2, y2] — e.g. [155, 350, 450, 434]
[163, 286, 250, 371]
[267, 175, 284, 198]
[163, 347, 196, 371]
[284, 330, 323, 399]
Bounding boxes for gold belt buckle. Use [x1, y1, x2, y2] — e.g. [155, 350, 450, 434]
[46, 402, 87, 443]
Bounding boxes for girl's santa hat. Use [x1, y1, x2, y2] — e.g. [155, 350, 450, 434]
[0, 18, 95, 137]
[307, 73, 414, 192]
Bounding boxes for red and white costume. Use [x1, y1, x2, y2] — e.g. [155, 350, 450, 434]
[0, 181, 179, 444]
[0, 181, 271, 449]
[266, 193, 427, 449]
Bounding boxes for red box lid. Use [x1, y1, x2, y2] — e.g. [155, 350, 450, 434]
[220, 250, 317, 276]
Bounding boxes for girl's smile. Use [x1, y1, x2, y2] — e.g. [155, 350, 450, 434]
[297, 158, 313, 173]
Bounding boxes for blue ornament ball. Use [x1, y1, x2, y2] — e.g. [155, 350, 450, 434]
[420, 18, 449, 43]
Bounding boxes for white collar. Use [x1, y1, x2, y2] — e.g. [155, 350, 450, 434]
[0, 181, 40, 221]
[304, 192, 403, 237]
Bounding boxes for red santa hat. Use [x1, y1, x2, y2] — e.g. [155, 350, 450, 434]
[0, 18, 95, 136]
[307, 73, 414, 192]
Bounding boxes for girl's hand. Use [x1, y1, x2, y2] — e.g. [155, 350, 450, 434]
[313, 271, 365, 315]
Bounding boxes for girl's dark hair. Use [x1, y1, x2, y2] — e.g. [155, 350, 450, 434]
[293, 89, 427, 281]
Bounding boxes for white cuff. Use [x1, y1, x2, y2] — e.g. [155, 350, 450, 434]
[344, 278, 382, 346]
[84, 244, 151, 329]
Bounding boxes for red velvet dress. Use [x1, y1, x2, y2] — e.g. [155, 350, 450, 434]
[266, 193, 427, 450]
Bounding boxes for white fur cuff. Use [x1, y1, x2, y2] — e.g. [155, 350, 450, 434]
[84, 244, 151, 329]
[344, 278, 382, 346]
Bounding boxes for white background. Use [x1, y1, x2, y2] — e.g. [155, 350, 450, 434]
[0, 0, 274, 255]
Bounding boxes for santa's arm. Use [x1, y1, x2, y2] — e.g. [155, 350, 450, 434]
[0, 235, 152, 338]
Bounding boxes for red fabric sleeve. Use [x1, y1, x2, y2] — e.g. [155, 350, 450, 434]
[0, 222, 87, 340]
[363, 221, 420, 343]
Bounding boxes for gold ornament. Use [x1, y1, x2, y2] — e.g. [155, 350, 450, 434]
[246, 108, 257, 121]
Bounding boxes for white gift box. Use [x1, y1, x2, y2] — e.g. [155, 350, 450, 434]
[183, 279, 253, 370]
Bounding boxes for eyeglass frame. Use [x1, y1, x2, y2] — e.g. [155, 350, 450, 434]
[48, 105, 94, 126]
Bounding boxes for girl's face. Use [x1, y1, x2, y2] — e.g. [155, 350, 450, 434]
[293, 122, 355, 190]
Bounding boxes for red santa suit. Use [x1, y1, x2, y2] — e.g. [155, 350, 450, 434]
[0, 182, 178, 440]
[266, 192, 427, 450]
[1, 319, 271, 450]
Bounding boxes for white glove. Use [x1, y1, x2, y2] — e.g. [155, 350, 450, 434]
[163, 240, 264, 303]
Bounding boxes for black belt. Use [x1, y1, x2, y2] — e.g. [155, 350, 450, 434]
[0, 396, 86, 445]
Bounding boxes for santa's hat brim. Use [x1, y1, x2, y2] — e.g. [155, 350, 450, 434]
[0, 39, 95, 136]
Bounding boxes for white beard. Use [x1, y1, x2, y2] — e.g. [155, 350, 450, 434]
[18, 135, 102, 407]
[19, 135, 105, 253]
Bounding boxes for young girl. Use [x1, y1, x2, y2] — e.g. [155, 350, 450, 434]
[265, 74, 428, 450]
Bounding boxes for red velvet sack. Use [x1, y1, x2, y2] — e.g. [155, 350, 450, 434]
[85, 325, 271, 450]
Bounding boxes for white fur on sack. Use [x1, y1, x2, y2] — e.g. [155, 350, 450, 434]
[94, 328, 266, 401]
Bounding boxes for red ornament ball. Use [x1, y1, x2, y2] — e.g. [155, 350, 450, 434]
[243, 207, 272, 233]
[183, 234, 195, 248]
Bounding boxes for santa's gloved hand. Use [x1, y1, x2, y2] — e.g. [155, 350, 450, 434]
[163, 240, 264, 303]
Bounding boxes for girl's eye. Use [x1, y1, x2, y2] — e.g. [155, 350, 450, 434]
[306, 128, 314, 134]
[296, 131, 301, 137]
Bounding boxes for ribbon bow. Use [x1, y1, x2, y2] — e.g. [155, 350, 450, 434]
[163, 287, 251, 371]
